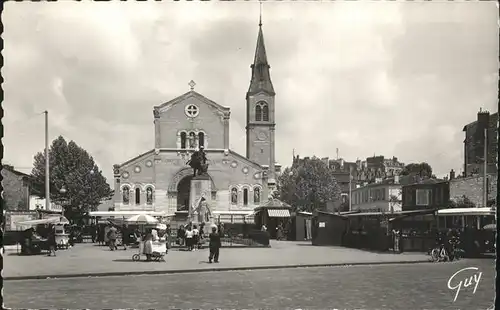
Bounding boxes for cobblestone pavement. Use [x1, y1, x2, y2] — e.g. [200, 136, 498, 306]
[4, 241, 430, 279]
[4, 259, 495, 309]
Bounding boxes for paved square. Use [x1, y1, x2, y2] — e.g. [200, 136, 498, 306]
[4, 241, 430, 279]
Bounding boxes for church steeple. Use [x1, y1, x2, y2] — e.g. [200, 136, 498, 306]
[247, 15, 275, 98]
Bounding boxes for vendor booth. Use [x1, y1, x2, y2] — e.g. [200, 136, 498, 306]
[254, 199, 292, 239]
[311, 210, 348, 246]
[15, 215, 71, 254]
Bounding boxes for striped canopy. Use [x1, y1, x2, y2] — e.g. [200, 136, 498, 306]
[125, 214, 159, 224]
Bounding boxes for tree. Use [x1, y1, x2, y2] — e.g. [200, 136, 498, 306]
[278, 158, 342, 213]
[400, 162, 433, 178]
[31, 136, 113, 222]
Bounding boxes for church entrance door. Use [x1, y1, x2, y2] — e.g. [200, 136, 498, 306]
[177, 176, 192, 211]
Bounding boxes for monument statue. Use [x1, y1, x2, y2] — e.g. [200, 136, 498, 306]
[191, 196, 213, 224]
[198, 200, 212, 223]
[186, 146, 209, 177]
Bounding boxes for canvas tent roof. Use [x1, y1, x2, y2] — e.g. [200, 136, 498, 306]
[16, 216, 70, 226]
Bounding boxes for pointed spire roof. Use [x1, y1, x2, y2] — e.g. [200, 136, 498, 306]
[247, 15, 275, 97]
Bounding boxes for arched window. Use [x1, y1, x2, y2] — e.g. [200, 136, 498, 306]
[253, 187, 261, 204]
[146, 187, 154, 205]
[135, 188, 141, 205]
[255, 105, 262, 121]
[198, 132, 205, 148]
[243, 188, 249, 205]
[180, 132, 187, 149]
[122, 186, 130, 205]
[262, 104, 269, 121]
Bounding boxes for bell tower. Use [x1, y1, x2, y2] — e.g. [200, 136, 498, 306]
[246, 13, 276, 184]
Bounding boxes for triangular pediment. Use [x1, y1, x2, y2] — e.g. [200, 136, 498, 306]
[154, 91, 230, 114]
[228, 150, 262, 170]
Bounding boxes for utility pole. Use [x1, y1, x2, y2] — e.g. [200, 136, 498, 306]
[483, 128, 488, 208]
[44, 111, 50, 211]
[348, 166, 352, 212]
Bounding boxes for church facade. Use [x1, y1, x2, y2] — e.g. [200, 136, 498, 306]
[111, 22, 281, 217]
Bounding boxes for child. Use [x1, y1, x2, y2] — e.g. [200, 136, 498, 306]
[208, 226, 221, 263]
[192, 225, 199, 251]
[185, 226, 194, 251]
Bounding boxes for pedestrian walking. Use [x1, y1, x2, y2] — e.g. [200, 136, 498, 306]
[217, 223, 225, 237]
[143, 231, 153, 261]
[121, 224, 129, 250]
[276, 223, 283, 241]
[97, 224, 105, 245]
[199, 222, 206, 249]
[208, 226, 221, 263]
[185, 226, 194, 251]
[192, 225, 199, 251]
[90, 224, 97, 243]
[177, 225, 185, 247]
[47, 225, 57, 257]
[68, 227, 75, 247]
[107, 225, 118, 251]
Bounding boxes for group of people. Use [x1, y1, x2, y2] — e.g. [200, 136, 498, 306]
[177, 222, 206, 251]
[84, 221, 224, 263]
[176, 222, 223, 263]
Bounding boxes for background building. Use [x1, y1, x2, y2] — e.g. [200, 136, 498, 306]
[463, 109, 498, 176]
[401, 179, 449, 211]
[292, 155, 405, 193]
[2, 165, 34, 211]
[350, 177, 403, 213]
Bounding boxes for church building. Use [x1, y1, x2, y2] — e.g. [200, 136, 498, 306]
[111, 21, 281, 220]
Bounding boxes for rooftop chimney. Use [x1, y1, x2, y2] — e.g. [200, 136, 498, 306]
[449, 169, 455, 180]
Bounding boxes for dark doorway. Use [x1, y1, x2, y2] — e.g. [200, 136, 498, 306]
[177, 176, 192, 211]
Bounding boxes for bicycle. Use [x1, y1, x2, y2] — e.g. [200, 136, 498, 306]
[429, 245, 449, 262]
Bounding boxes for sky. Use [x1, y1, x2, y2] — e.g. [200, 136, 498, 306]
[3, 1, 498, 187]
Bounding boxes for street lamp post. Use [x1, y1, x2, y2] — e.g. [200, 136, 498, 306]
[348, 168, 353, 212]
[60, 186, 67, 217]
[483, 128, 488, 208]
[44, 111, 50, 212]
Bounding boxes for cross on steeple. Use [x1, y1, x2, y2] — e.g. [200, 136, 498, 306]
[188, 80, 196, 91]
[259, 1, 263, 26]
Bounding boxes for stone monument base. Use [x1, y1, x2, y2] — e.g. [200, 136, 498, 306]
[189, 174, 213, 224]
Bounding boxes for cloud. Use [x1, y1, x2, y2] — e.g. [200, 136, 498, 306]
[2, 1, 498, 183]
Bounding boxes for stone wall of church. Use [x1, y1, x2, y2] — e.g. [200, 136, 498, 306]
[114, 151, 157, 211]
[151, 150, 266, 215]
[157, 96, 227, 150]
[206, 151, 265, 212]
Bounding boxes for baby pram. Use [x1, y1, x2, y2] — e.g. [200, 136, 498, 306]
[132, 240, 168, 262]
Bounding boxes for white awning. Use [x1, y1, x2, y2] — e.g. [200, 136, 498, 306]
[88, 211, 167, 218]
[212, 210, 254, 216]
[267, 209, 291, 218]
[437, 207, 494, 216]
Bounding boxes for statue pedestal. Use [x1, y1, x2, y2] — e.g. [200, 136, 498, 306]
[189, 174, 213, 224]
